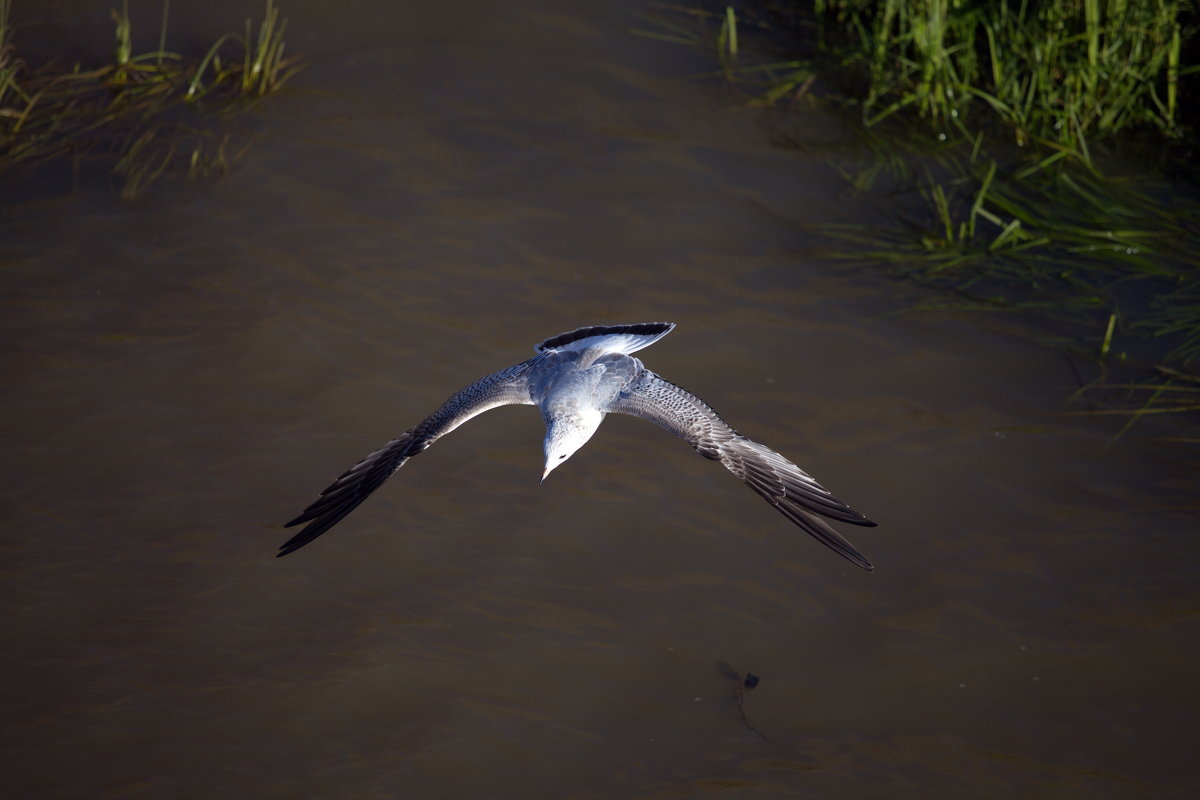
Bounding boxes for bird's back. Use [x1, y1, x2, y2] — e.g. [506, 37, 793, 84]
[527, 350, 642, 415]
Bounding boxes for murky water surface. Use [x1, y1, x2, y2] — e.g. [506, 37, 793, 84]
[2, 2, 1197, 798]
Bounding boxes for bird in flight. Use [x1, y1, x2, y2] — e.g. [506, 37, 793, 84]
[280, 322, 876, 569]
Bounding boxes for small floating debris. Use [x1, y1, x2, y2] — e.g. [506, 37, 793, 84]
[716, 661, 768, 742]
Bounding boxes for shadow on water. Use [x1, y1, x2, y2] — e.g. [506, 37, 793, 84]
[1, 1, 1197, 799]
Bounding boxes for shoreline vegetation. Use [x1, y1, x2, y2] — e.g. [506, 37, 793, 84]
[640, 1, 1200, 444]
[0, 0, 300, 199]
[2, 2, 1196, 443]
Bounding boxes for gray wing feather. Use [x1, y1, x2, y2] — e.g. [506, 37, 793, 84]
[609, 371, 876, 571]
[279, 360, 535, 556]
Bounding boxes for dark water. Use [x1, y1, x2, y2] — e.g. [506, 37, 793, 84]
[2, 2, 1197, 798]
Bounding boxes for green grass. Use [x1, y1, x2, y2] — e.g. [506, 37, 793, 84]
[814, 0, 1199, 150]
[0, 0, 302, 198]
[0, 0, 22, 114]
[810, 120, 1200, 440]
[638, 2, 1200, 441]
[834, 148, 1198, 348]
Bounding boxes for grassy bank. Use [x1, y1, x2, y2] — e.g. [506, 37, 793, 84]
[0, 0, 301, 198]
[810, 0, 1200, 440]
[641, 1, 1200, 442]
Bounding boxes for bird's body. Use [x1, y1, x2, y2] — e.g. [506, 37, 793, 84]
[281, 322, 876, 569]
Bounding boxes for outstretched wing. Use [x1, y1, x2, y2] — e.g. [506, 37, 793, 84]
[608, 370, 876, 571]
[279, 360, 535, 557]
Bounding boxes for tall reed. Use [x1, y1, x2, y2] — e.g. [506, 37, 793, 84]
[817, 0, 1197, 148]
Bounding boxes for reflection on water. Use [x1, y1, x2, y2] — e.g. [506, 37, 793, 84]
[2, 1, 1197, 798]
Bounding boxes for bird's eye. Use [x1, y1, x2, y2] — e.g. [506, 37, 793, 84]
[559, 454, 566, 459]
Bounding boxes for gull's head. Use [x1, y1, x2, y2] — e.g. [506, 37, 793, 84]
[541, 410, 602, 482]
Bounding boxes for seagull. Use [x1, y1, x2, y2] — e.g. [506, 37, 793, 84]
[280, 322, 876, 570]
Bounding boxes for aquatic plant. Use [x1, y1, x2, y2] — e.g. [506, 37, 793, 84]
[637, 2, 1200, 439]
[825, 133, 1198, 376]
[187, 0, 296, 101]
[1066, 367, 1200, 444]
[0, 0, 302, 198]
[813, 0, 1198, 149]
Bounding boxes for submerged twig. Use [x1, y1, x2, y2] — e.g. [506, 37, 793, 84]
[716, 660, 768, 742]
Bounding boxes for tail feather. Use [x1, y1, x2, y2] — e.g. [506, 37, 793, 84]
[535, 322, 675, 356]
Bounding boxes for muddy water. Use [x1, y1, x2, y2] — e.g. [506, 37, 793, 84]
[2, 1, 1197, 798]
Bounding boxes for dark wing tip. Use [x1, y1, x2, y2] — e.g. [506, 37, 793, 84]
[276, 529, 322, 558]
[277, 438, 415, 557]
[276, 491, 379, 557]
[277, 490, 373, 556]
[846, 542, 875, 571]
[721, 440, 876, 571]
[276, 505, 356, 557]
[775, 499, 875, 571]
